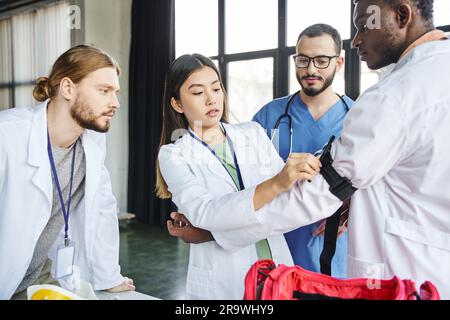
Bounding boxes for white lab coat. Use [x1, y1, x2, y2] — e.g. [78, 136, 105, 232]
[158, 122, 295, 300]
[252, 40, 450, 299]
[0, 102, 124, 300]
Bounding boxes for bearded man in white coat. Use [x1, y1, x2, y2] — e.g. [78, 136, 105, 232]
[0, 45, 135, 299]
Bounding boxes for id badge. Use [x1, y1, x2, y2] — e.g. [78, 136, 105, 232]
[55, 241, 75, 279]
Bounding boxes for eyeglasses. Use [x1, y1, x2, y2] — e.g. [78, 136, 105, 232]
[293, 54, 339, 69]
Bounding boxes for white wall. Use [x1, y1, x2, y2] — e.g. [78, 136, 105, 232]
[83, 0, 132, 213]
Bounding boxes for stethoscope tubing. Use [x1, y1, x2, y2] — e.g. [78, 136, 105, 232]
[270, 90, 350, 155]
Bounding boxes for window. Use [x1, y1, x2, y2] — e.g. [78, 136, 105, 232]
[0, 19, 12, 110]
[0, 1, 71, 109]
[228, 58, 273, 122]
[434, 0, 450, 28]
[174, 1, 450, 123]
[225, 0, 277, 54]
[360, 63, 379, 93]
[287, 0, 351, 47]
[175, 0, 218, 57]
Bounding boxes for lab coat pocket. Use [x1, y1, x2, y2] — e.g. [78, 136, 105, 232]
[186, 265, 214, 299]
[347, 255, 385, 283]
[385, 216, 450, 252]
[383, 216, 450, 286]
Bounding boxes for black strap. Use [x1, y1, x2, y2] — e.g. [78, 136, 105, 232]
[318, 136, 356, 276]
[319, 206, 344, 276]
[320, 136, 357, 202]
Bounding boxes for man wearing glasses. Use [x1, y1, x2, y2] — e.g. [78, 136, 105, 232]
[252, 24, 354, 278]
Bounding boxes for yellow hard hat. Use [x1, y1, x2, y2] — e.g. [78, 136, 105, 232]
[27, 285, 84, 300]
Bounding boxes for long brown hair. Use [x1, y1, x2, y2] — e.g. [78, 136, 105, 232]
[33, 45, 121, 102]
[156, 54, 229, 199]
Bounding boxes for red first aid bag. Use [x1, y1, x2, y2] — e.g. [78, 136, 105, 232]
[244, 259, 440, 300]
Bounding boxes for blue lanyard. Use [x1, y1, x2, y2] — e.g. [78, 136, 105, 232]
[188, 124, 245, 191]
[47, 132, 77, 246]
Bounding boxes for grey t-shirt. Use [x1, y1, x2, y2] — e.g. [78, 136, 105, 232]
[15, 139, 86, 294]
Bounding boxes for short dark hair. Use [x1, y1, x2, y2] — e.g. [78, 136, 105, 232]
[297, 24, 342, 54]
[353, 0, 434, 23]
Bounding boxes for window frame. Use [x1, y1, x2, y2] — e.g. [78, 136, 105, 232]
[0, 0, 68, 109]
[202, 0, 450, 103]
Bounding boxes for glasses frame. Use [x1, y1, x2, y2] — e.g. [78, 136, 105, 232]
[292, 54, 340, 69]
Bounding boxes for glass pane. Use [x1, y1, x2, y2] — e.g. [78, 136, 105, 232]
[360, 60, 405, 95]
[289, 51, 346, 96]
[175, 0, 218, 57]
[12, 12, 37, 83]
[34, 2, 71, 77]
[287, 0, 351, 47]
[14, 85, 36, 108]
[226, 0, 277, 54]
[434, 0, 450, 27]
[228, 58, 274, 123]
[0, 19, 12, 84]
[0, 88, 12, 110]
[360, 63, 379, 93]
[360, 62, 396, 94]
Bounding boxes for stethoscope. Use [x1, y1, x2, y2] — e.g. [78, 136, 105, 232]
[270, 90, 351, 155]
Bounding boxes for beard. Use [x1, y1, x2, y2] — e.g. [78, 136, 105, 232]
[70, 97, 111, 133]
[297, 69, 336, 97]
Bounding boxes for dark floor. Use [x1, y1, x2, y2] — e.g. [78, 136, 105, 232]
[118, 220, 189, 300]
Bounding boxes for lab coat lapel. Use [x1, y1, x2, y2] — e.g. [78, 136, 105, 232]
[27, 102, 52, 209]
[222, 123, 251, 189]
[81, 131, 102, 216]
[207, 153, 237, 190]
[186, 128, 238, 191]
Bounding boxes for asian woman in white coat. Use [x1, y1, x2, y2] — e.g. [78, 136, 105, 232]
[156, 54, 322, 300]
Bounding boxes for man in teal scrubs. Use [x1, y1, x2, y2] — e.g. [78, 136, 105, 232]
[253, 24, 353, 278]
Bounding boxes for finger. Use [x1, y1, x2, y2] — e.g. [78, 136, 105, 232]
[313, 221, 326, 236]
[303, 155, 322, 172]
[298, 172, 316, 182]
[289, 153, 322, 169]
[177, 214, 190, 226]
[124, 282, 136, 291]
[171, 212, 190, 226]
[291, 157, 321, 173]
[296, 163, 318, 176]
[169, 214, 185, 228]
[337, 225, 348, 237]
[167, 220, 176, 235]
[167, 220, 182, 236]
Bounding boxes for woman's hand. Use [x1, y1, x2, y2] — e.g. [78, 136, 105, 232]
[274, 153, 321, 193]
[253, 153, 321, 211]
